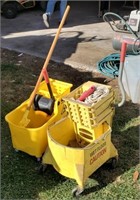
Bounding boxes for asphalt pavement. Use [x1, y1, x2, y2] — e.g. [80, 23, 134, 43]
[1, 1, 133, 72]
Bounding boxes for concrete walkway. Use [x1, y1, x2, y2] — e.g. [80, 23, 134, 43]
[1, 1, 132, 72]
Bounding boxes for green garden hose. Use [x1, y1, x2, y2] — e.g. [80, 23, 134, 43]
[97, 53, 120, 78]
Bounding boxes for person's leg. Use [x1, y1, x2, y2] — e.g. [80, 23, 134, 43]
[46, 0, 57, 16]
[59, 0, 67, 20]
[43, 0, 57, 28]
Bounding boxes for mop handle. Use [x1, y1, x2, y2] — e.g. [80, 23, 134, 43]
[27, 5, 70, 109]
[118, 41, 127, 107]
[120, 42, 127, 62]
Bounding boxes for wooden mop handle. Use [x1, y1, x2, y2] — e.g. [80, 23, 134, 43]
[27, 5, 70, 109]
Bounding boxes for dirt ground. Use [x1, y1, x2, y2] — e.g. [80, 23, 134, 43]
[1, 48, 119, 88]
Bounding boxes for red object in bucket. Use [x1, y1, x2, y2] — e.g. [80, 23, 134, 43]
[78, 86, 95, 101]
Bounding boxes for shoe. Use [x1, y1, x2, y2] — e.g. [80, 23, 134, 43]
[42, 13, 50, 28]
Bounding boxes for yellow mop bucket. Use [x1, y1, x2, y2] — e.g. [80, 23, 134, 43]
[42, 117, 118, 196]
[5, 79, 73, 160]
[63, 81, 115, 129]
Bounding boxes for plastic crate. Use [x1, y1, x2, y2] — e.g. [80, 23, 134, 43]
[63, 81, 115, 129]
[5, 79, 73, 159]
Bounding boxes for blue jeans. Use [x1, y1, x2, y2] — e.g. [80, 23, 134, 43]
[46, 0, 67, 20]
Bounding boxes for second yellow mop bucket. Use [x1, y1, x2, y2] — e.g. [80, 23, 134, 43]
[5, 79, 73, 160]
[42, 117, 118, 196]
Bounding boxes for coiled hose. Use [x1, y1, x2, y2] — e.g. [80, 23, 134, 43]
[97, 53, 121, 78]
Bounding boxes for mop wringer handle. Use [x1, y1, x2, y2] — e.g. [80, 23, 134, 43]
[78, 86, 95, 101]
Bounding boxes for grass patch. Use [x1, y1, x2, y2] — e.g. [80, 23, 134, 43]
[1, 52, 140, 200]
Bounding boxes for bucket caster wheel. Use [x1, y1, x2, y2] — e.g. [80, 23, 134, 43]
[110, 157, 118, 169]
[72, 186, 84, 197]
[37, 164, 47, 174]
[37, 157, 41, 162]
[15, 149, 19, 152]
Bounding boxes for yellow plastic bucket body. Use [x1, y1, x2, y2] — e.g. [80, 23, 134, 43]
[63, 81, 115, 129]
[42, 117, 118, 188]
[5, 79, 73, 158]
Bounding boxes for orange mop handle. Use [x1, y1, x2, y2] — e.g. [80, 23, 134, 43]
[27, 5, 70, 109]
